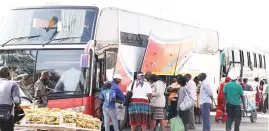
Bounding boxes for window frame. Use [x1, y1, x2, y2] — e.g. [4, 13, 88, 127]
[253, 53, 258, 68]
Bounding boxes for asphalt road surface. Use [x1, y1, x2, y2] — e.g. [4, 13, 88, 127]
[123, 112, 269, 131]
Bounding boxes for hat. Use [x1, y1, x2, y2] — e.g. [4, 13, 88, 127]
[113, 74, 123, 79]
[228, 73, 238, 80]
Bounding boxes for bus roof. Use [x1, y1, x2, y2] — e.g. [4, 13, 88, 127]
[12, 1, 218, 34]
[224, 44, 268, 55]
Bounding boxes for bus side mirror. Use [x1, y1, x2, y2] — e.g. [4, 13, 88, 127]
[80, 54, 90, 69]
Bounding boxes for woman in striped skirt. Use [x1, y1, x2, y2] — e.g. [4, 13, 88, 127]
[127, 72, 153, 131]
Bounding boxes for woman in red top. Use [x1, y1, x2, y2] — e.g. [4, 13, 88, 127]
[257, 80, 264, 112]
[215, 77, 231, 123]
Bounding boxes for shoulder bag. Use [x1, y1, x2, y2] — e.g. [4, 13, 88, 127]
[123, 81, 135, 106]
[179, 88, 195, 111]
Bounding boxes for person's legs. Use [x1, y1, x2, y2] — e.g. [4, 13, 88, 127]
[201, 103, 211, 131]
[234, 105, 242, 131]
[141, 125, 147, 131]
[159, 120, 166, 131]
[150, 119, 156, 131]
[103, 108, 111, 131]
[263, 94, 268, 113]
[107, 108, 119, 131]
[226, 104, 235, 131]
[188, 106, 195, 129]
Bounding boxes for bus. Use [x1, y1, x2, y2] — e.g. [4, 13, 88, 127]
[0, 1, 221, 121]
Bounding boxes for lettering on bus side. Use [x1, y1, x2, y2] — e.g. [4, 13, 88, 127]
[120, 32, 148, 47]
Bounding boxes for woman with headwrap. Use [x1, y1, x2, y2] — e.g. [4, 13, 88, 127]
[215, 77, 231, 123]
[126, 72, 153, 131]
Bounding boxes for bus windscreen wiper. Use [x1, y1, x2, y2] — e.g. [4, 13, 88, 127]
[43, 37, 83, 46]
[2, 35, 41, 47]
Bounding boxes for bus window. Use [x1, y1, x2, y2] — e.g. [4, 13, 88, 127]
[243, 51, 248, 66]
[264, 55, 267, 69]
[247, 52, 251, 67]
[36, 50, 85, 95]
[259, 54, 263, 68]
[234, 49, 240, 67]
[253, 53, 258, 68]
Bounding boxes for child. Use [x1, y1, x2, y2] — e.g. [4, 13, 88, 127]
[100, 81, 122, 131]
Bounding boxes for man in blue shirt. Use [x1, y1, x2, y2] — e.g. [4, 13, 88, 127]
[100, 81, 120, 131]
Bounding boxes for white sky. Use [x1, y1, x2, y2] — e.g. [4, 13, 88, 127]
[1, 0, 269, 52]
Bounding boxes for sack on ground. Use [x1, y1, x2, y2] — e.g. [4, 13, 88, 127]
[169, 116, 184, 131]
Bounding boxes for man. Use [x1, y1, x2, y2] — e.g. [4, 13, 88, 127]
[263, 79, 268, 113]
[198, 73, 213, 131]
[0, 66, 21, 130]
[34, 71, 54, 108]
[216, 77, 231, 123]
[237, 77, 244, 90]
[184, 74, 197, 130]
[243, 78, 253, 91]
[167, 76, 181, 120]
[54, 68, 85, 92]
[112, 74, 125, 131]
[223, 74, 246, 131]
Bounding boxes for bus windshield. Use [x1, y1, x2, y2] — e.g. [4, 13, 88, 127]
[0, 49, 87, 98]
[0, 8, 97, 46]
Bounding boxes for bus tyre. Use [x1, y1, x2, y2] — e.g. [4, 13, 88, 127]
[250, 111, 257, 123]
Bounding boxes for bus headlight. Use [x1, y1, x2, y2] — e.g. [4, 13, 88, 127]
[63, 106, 87, 112]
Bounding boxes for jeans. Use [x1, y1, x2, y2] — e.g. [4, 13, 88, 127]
[103, 108, 119, 131]
[188, 106, 195, 128]
[0, 115, 14, 131]
[200, 103, 211, 131]
[226, 104, 241, 131]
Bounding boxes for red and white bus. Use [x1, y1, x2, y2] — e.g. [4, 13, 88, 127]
[0, 2, 221, 121]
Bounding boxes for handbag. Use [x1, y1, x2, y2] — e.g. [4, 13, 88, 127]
[123, 81, 135, 106]
[179, 88, 195, 111]
[0, 104, 13, 122]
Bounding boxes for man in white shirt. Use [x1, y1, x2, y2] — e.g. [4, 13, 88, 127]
[198, 73, 213, 131]
[55, 68, 85, 93]
[184, 74, 197, 130]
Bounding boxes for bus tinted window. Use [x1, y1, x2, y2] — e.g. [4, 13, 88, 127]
[264, 55, 266, 69]
[36, 50, 86, 94]
[0, 8, 97, 46]
[259, 54, 263, 68]
[254, 53, 258, 67]
[0, 50, 36, 98]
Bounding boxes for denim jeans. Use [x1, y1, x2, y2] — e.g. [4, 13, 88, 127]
[103, 108, 119, 131]
[200, 103, 211, 131]
[226, 104, 241, 131]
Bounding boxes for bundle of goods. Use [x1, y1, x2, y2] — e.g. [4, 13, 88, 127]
[22, 108, 101, 130]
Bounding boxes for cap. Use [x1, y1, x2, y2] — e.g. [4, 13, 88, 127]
[228, 73, 238, 80]
[113, 74, 123, 79]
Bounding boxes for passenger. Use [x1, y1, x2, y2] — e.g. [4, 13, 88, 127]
[100, 81, 121, 131]
[148, 74, 166, 131]
[34, 71, 54, 108]
[176, 75, 191, 131]
[127, 72, 152, 131]
[167, 75, 181, 120]
[237, 77, 245, 90]
[223, 74, 246, 131]
[0, 66, 21, 131]
[243, 78, 253, 91]
[184, 74, 196, 130]
[112, 74, 125, 131]
[198, 73, 213, 131]
[257, 80, 265, 112]
[215, 77, 230, 123]
[263, 79, 269, 113]
[193, 76, 202, 124]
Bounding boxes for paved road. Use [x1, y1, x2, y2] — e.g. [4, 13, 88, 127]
[123, 112, 269, 131]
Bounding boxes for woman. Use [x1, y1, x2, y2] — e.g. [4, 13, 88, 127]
[215, 77, 231, 123]
[167, 75, 182, 120]
[127, 72, 153, 131]
[193, 76, 202, 124]
[257, 80, 265, 112]
[148, 74, 166, 131]
[177, 76, 190, 131]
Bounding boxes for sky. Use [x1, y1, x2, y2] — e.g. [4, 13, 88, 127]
[1, 0, 268, 52]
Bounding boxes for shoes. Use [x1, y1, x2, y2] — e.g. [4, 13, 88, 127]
[188, 126, 195, 130]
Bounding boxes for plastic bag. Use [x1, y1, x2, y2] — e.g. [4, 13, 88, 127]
[169, 116, 184, 131]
